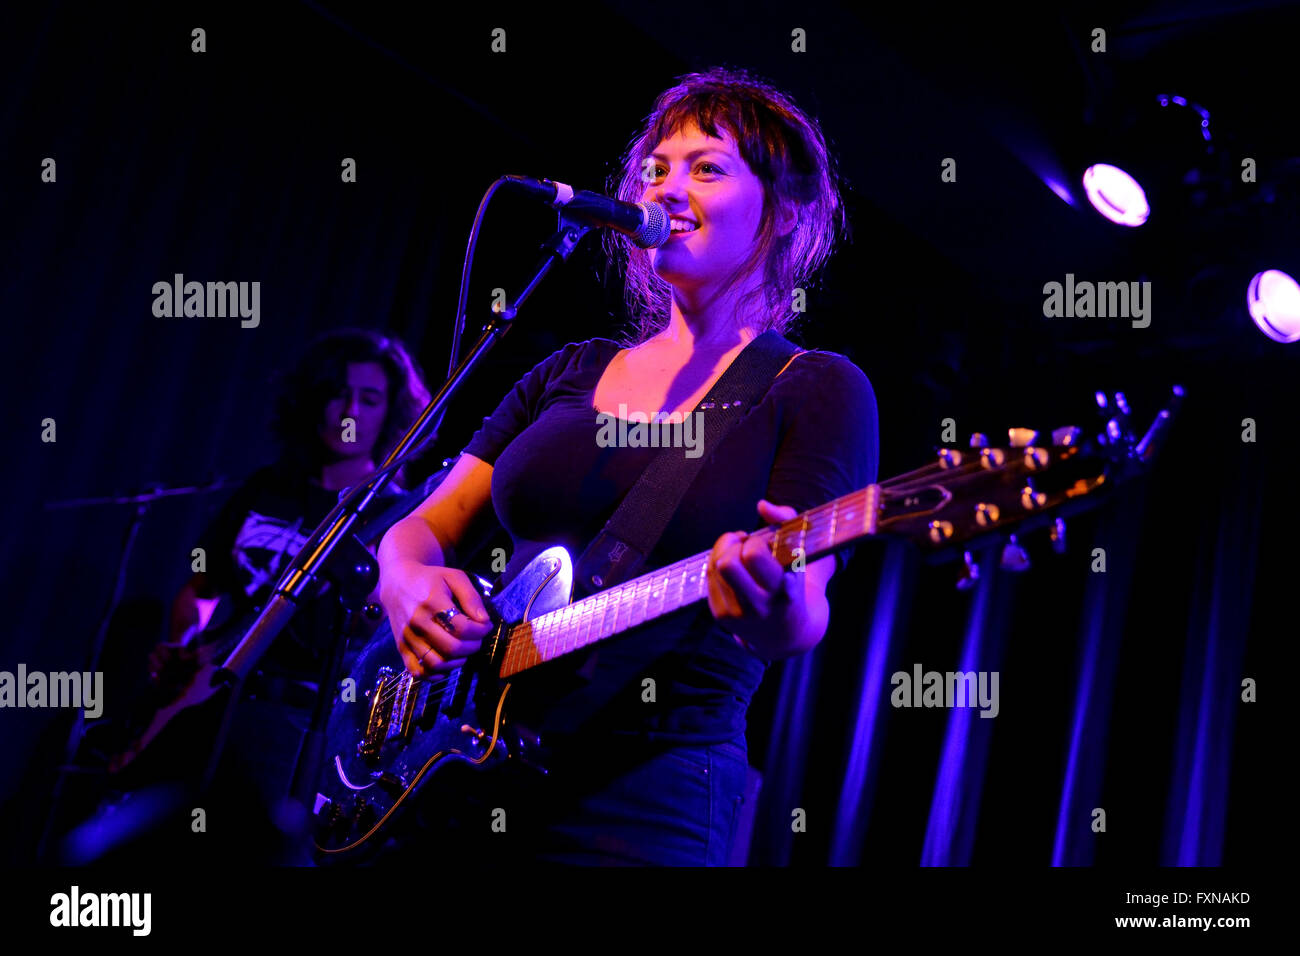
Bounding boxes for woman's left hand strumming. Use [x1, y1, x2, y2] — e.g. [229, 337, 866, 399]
[707, 498, 834, 661]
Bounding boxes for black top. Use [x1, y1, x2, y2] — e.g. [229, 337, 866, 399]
[197, 462, 407, 678]
[461, 335, 879, 747]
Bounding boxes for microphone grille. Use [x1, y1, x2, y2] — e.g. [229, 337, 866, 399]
[634, 201, 671, 249]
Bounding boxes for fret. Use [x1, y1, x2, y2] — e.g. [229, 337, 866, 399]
[589, 590, 606, 640]
[601, 589, 616, 638]
[628, 577, 647, 628]
[829, 498, 838, 549]
[573, 598, 591, 652]
[684, 557, 707, 600]
[567, 602, 582, 651]
[581, 592, 595, 641]
[649, 570, 667, 618]
[560, 604, 577, 656]
[548, 608, 565, 658]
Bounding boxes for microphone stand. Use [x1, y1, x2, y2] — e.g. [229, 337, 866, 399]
[203, 213, 598, 850]
[35, 477, 237, 863]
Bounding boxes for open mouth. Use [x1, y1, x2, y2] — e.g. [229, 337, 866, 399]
[668, 219, 699, 239]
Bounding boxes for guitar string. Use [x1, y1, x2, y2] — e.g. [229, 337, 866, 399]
[369, 452, 1002, 709]
[373, 451, 1006, 705]
[497, 453, 998, 667]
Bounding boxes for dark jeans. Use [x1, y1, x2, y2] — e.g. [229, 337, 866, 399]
[390, 735, 751, 867]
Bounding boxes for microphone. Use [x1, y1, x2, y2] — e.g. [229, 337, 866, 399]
[503, 175, 671, 249]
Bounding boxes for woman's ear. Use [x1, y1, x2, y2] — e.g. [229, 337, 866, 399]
[775, 201, 798, 238]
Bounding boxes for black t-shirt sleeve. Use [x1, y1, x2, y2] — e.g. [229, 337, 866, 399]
[764, 351, 879, 576]
[461, 340, 590, 466]
[193, 468, 270, 596]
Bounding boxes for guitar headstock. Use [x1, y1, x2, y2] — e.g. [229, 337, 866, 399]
[875, 386, 1183, 558]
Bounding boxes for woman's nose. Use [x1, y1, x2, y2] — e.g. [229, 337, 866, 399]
[649, 172, 687, 207]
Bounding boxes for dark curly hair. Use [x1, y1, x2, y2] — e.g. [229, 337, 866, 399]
[603, 65, 847, 345]
[268, 328, 431, 481]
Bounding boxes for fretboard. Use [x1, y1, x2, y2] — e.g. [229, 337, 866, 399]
[499, 484, 880, 677]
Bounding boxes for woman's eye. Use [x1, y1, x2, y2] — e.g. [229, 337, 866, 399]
[697, 162, 722, 174]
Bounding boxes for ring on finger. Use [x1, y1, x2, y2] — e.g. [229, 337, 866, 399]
[433, 607, 460, 631]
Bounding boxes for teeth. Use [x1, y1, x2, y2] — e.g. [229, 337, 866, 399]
[670, 220, 698, 232]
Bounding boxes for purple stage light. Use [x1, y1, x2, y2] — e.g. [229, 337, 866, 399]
[1045, 177, 1076, 206]
[1082, 163, 1150, 226]
[1247, 269, 1300, 343]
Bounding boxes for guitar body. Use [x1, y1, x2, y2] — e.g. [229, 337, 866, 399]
[306, 398, 1181, 860]
[106, 599, 249, 777]
[311, 546, 575, 859]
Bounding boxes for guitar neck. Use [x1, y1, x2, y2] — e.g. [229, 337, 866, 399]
[499, 485, 881, 678]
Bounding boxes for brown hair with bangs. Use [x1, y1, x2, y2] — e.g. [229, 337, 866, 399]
[603, 66, 847, 345]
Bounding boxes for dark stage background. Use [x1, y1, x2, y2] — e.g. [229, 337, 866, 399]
[1, 1, 1289, 870]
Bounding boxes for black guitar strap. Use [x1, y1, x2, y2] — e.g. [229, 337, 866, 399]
[573, 329, 802, 596]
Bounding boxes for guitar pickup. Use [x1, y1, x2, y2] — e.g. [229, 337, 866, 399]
[359, 668, 397, 758]
[385, 672, 419, 743]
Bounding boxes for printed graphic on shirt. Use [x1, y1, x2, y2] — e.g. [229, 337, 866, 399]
[230, 510, 309, 599]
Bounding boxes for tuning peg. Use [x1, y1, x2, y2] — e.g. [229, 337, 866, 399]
[955, 550, 980, 590]
[1051, 426, 1081, 446]
[1020, 481, 1047, 510]
[968, 432, 989, 448]
[928, 520, 954, 544]
[1000, 534, 1031, 572]
[1008, 428, 1039, 448]
[1050, 517, 1067, 554]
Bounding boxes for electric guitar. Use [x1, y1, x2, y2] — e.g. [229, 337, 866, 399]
[104, 459, 464, 777]
[312, 391, 1181, 858]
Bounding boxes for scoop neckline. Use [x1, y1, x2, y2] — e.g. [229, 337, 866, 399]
[587, 336, 802, 421]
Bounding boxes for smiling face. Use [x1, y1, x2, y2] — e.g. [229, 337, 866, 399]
[318, 361, 389, 460]
[641, 122, 770, 296]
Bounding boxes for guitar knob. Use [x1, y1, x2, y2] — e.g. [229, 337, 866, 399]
[968, 432, 989, 448]
[938, 448, 963, 469]
[1024, 447, 1049, 470]
[1050, 517, 1067, 554]
[975, 503, 1001, 527]
[363, 603, 384, 621]
[979, 448, 1006, 469]
[1000, 534, 1031, 572]
[1008, 428, 1038, 448]
[353, 797, 376, 830]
